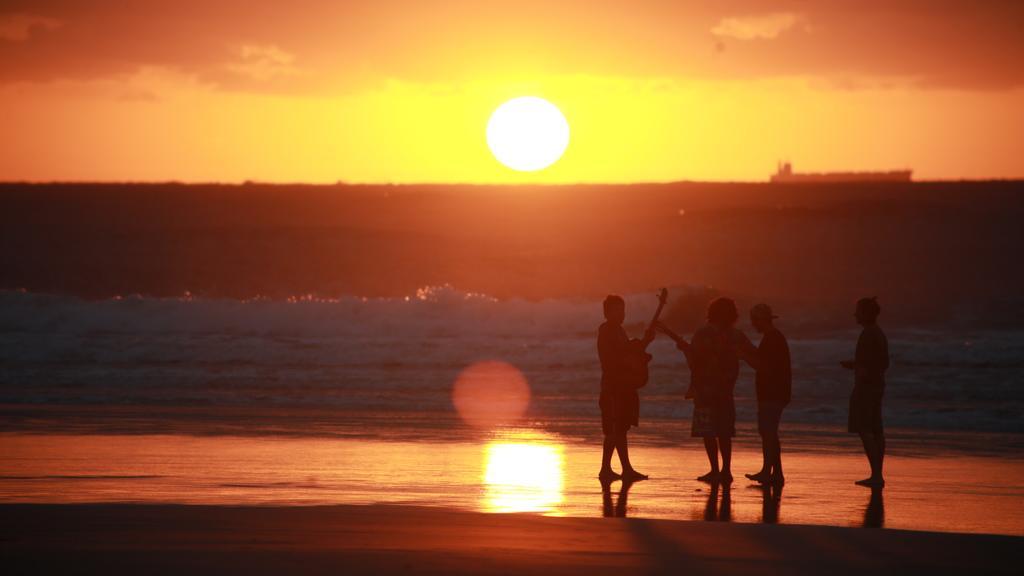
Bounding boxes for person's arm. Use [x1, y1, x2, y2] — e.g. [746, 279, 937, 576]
[782, 337, 792, 387]
[738, 331, 758, 369]
[655, 322, 690, 353]
[640, 324, 657, 347]
[841, 334, 858, 369]
[844, 330, 869, 371]
[683, 330, 710, 399]
[860, 330, 889, 375]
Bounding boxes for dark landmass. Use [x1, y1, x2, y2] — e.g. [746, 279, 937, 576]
[2, 180, 1023, 328]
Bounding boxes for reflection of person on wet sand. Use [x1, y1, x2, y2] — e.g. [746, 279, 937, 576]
[600, 478, 634, 518]
[703, 481, 731, 522]
[863, 487, 884, 528]
[597, 295, 654, 483]
[842, 297, 889, 488]
[658, 298, 754, 484]
[756, 482, 783, 524]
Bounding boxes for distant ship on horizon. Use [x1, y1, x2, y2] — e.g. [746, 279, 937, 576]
[770, 162, 912, 183]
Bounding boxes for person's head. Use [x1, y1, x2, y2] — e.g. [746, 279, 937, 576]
[603, 294, 625, 325]
[749, 303, 778, 333]
[707, 297, 739, 328]
[855, 297, 881, 326]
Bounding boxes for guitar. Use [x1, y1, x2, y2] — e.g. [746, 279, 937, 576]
[626, 287, 669, 389]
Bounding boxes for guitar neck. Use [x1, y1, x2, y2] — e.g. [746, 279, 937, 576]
[642, 289, 668, 336]
[646, 301, 666, 329]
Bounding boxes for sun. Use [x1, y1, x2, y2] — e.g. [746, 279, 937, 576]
[487, 96, 570, 172]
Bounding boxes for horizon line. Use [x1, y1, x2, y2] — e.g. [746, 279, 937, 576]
[2, 177, 1023, 187]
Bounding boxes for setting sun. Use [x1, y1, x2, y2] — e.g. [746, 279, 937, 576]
[486, 96, 570, 172]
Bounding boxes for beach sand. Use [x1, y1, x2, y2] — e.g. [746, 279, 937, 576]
[4, 429, 1024, 574]
[3, 503, 1022, 575]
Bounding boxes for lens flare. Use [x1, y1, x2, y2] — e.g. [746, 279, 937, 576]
[452, 360, 530, 428]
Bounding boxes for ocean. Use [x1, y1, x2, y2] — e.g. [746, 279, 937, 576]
[2, 286, 1021, 442]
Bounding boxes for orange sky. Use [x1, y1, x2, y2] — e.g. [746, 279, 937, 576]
[1, 0, 1022, 183]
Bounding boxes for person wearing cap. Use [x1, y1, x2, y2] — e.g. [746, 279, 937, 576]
[743, 303, 791, 486]
[841, 297, 889, 488]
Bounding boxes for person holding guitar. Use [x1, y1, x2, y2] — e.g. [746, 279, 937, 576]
[597, 288, 668, 483]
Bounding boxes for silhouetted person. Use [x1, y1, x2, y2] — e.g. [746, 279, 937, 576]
[659, 297, 753, 484]
[842, 297, 889, 488]
[863, 487, 885, 528]
[597, 295, 653, 482]
[743, 304, 791, 486]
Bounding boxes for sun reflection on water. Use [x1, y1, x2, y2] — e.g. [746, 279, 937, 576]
[482, 435, 565, 514]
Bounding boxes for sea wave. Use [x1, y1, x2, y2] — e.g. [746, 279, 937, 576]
[0, 288, 1022, 435]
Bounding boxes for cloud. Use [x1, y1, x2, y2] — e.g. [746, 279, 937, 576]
[712, 12, 807, 41]
[0, 13, 62, 41]
[225, 44, 299, 81]
[0, 1, 1021, 91]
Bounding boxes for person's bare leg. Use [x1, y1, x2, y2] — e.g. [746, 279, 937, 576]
[616, 433, 631, 471]
[771, 433, 784, 484]
[698, 438, 719, 482]
[876, 430, 885, 482]
[599, 436, 620, 480]
[747, 431, 771, 483]
[856, 432, 883, 487]
[719, 437, 733, 482]
[618, 432, 647, 481]
[760, 435, 770, 474]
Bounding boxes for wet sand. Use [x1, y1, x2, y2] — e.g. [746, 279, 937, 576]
[3, 503, 1022, 575]
[3, 432, 1024, 536]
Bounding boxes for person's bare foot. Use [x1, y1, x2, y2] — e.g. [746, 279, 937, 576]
[719, 471, 734, 483]
[622, 469, 648, 482]
[697, 471, 719, 483]
[855, 477, 884, 488]
[745, 471, 771, 484]
[770, 474, 785, 486]
[598, 469, 621, 482]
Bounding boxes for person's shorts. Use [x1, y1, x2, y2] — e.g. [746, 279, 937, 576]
[848, 387, 884, 434]
[601, 412, 631, 437]
[600, 389, 638, 437]
[757, 401, 786, 436]
[691, 395, 735, 438]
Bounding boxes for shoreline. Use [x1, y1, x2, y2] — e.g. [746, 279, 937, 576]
[3, 503, 1022, 575]
[3, 404, 1022, 458]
